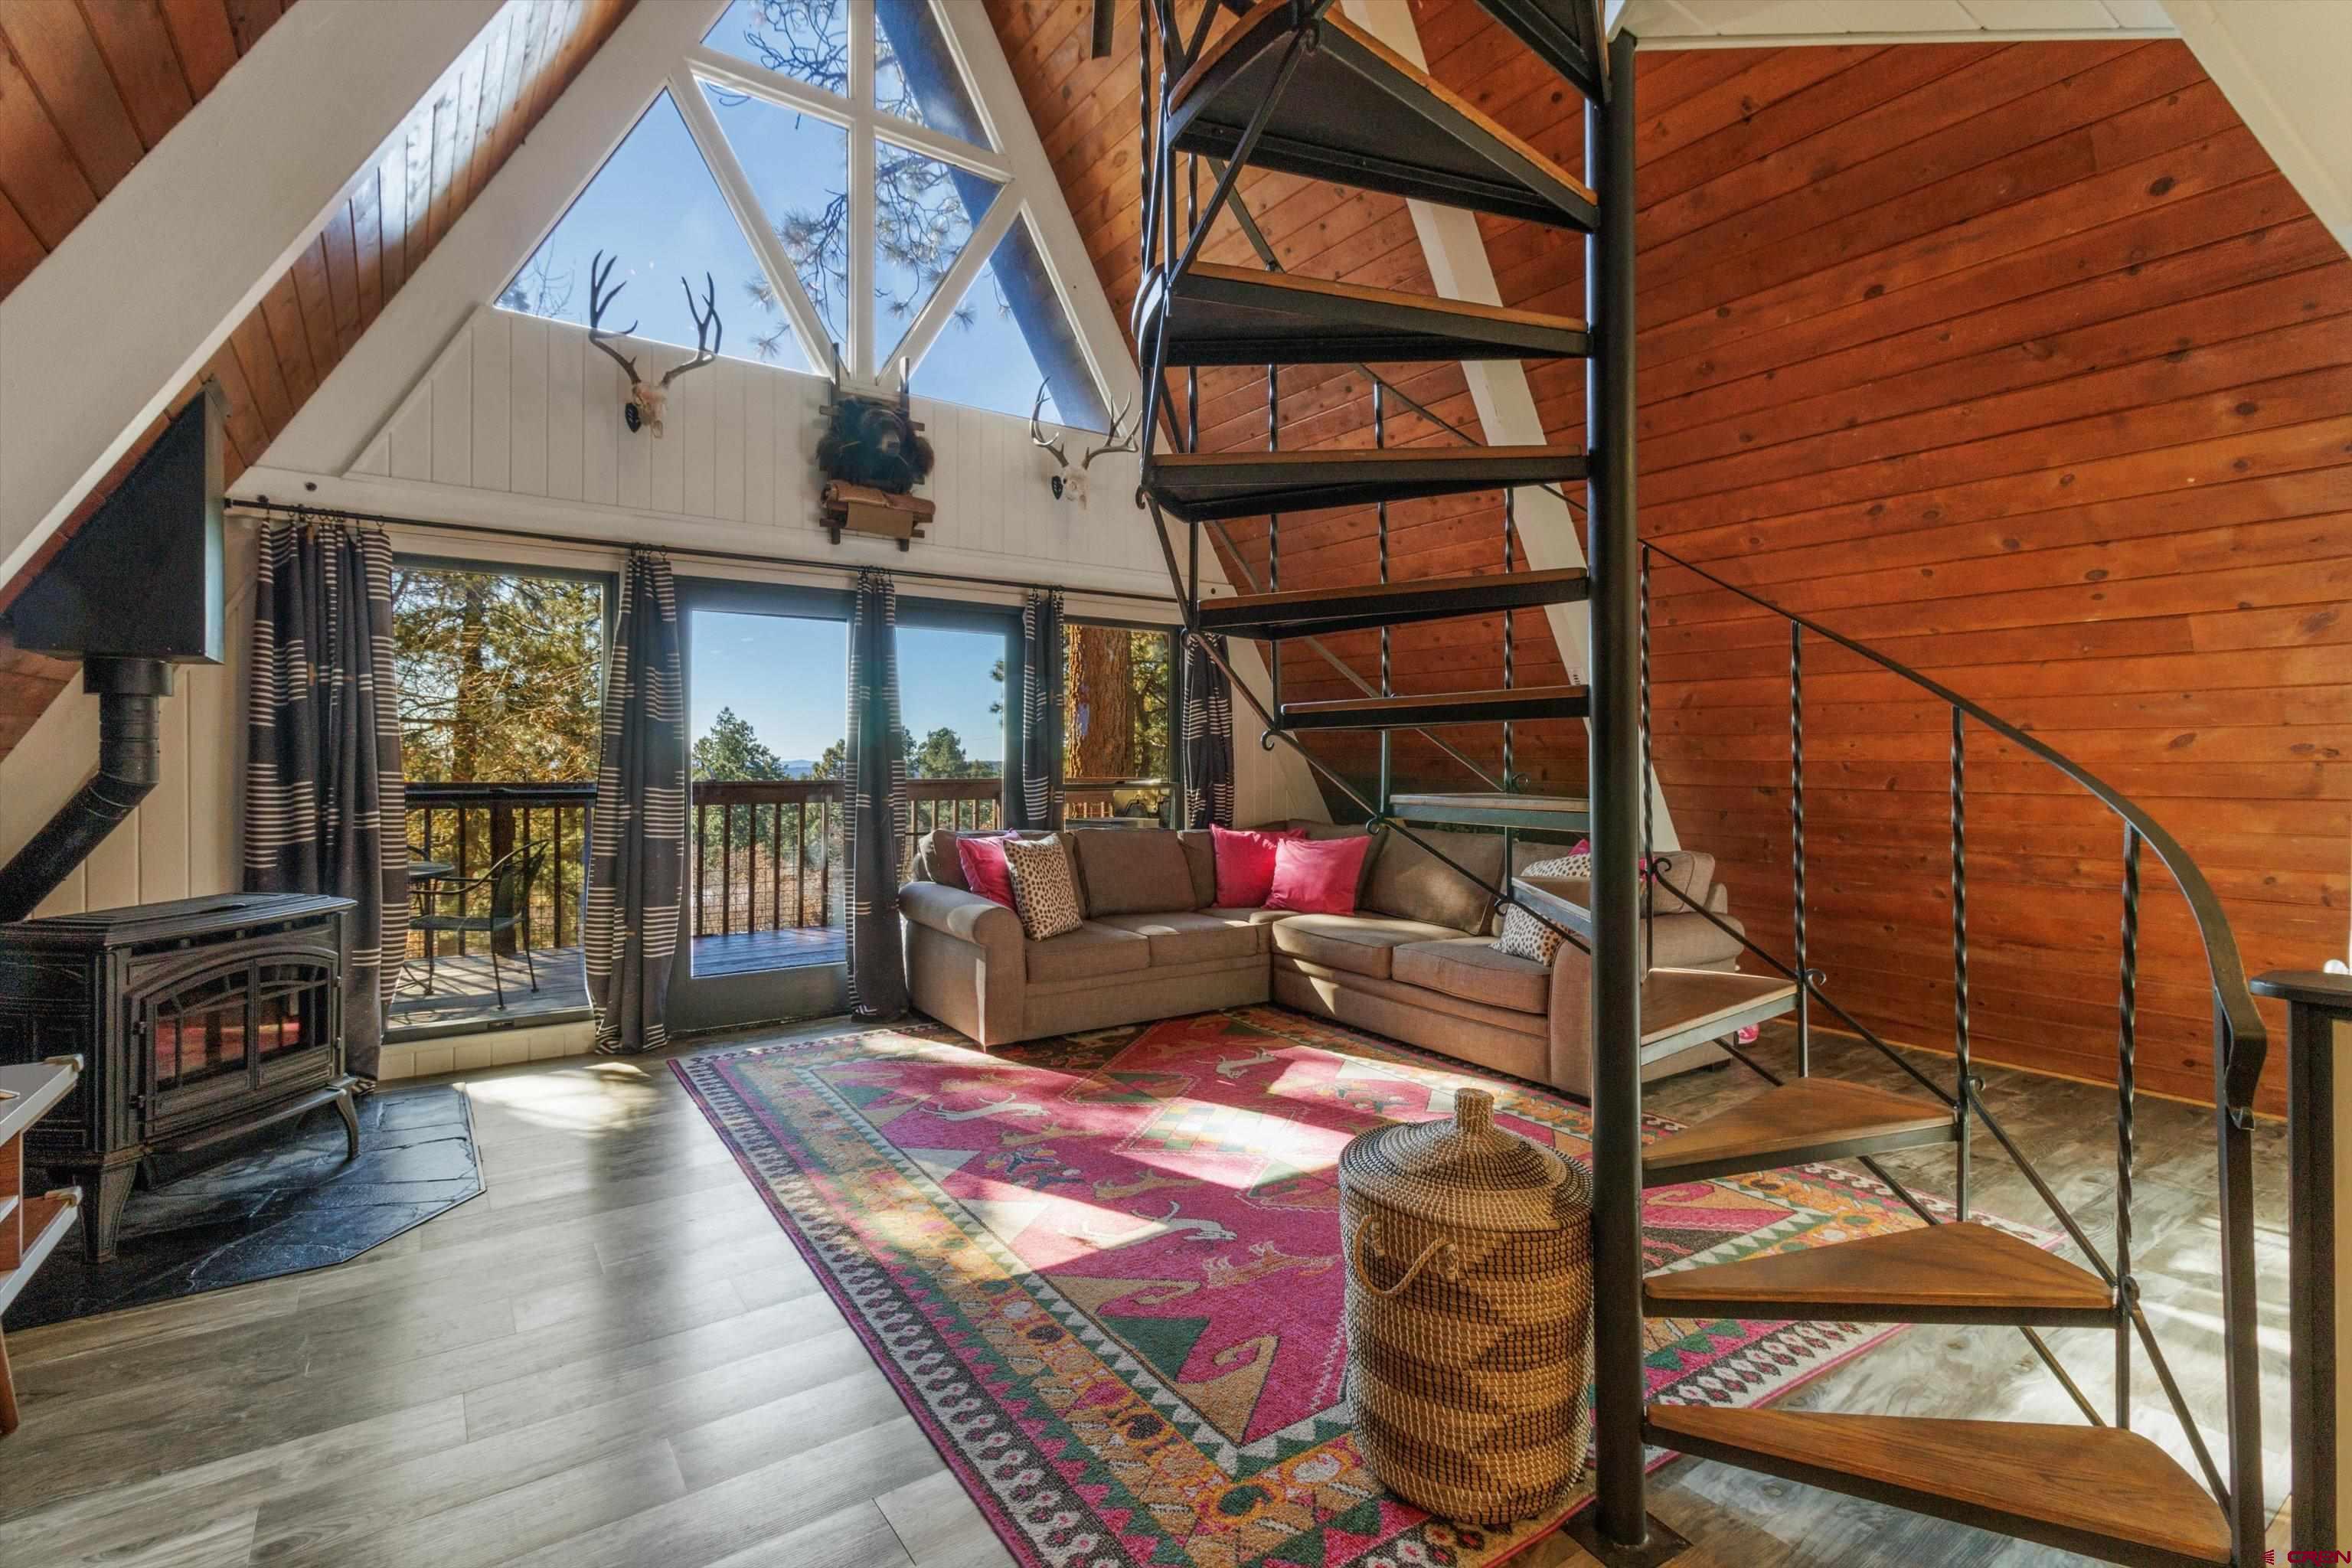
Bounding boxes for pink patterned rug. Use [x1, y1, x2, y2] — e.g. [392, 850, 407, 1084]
[672, 1006, 1968, 1567]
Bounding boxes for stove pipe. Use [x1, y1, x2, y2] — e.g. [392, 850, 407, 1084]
[0, 656, 170, 922]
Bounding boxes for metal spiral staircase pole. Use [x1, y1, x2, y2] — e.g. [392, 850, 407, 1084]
[1573, 25, 1673, 1564]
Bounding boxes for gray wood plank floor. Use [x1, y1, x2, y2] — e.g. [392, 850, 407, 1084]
[0, 1014, 2292, 1568]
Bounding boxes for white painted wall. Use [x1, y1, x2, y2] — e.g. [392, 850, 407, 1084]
[0, 524, 253, 916]
[310, 305, 1174, 597]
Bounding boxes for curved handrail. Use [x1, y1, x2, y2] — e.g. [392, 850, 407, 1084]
[1643, 538, 2267, 1114]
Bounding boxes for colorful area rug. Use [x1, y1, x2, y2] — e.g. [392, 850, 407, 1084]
[673, 1007, 1948, 1567]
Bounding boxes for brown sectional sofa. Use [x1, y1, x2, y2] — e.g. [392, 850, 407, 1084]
[900, 819, 1750, 1100]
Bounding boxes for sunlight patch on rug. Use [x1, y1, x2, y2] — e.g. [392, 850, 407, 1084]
[673, 1006, 2008, 1568]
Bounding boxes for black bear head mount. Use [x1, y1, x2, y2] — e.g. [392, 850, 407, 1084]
[816, 394, 934, 495]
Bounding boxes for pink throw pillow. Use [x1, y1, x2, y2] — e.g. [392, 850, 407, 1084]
[956, 835, 1016, 907]
[1210, 825, 1305, 907]
[1264, 835, 1371, 915]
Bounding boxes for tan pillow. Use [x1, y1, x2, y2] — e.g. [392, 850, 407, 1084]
[918, 826, 968, 889]
[1366, 828, 1505, 933]
[1003, 835, 1084, 941]
[1494, 854, 1588, 965]
[1175, 829, 1217, 909]
[1071, 828, 1196, 916]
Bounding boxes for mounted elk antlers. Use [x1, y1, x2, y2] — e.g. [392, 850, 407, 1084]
[586, 250, 724, 438]
[1028, 380, 1136, 501]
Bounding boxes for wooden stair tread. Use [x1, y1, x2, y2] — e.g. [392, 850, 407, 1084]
[1139, 262, 1589, 365]
[1147, 445, 1586, 523]
[1169, 2, 1597, 230]
[1282, 684, 1588, 730]
[1646, 1406, 2232, 1565]
[1645, 1220, 2114, 1325]
[1638, 968, 1799, 1059]
[1197, 568, 1589, 639]
[1392, 791, 1589, 814]
[1643, 1077, 1955, 1186]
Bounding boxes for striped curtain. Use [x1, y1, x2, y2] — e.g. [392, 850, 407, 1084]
[243, 521, 406, 1082]
[844, 570, 910, 1020]
[1016, 589, 1065, 828]
[1184, 632, 1236, 828]
[584, 552, 685, 1054]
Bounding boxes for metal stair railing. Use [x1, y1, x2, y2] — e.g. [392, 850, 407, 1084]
[1112, 2, 2267, 1560]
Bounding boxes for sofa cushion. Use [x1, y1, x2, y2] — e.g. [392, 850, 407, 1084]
[1495, 854, 1586, 963]
[1025, 920, 1152, 982]
[1269, 913, 1464, 979]
[956, 835, 1014, 906]
[1175, 829, 1217, 908]
[1394, 938, 1551, 1016]
[1095, 910, 1263, 965]
[918, 825, 969, 889]
[1210, 825, 1305, 906]
[1364, 827, 1504, 933]
[1071, 828, 1197, 916]
[1648, 912, 1746, 969]
[1205, 906, 1301, 926]
[1265, 835, 1373, 913]
[1004, 835, 1086, 940]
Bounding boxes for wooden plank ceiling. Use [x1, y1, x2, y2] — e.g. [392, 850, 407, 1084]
[988, 0, 2352, 1110]
[0, 0, 633, 750]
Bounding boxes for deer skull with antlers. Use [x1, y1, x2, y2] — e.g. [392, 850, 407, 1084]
[586, 250, 722, 438]
[1030, 379, 1135, 503]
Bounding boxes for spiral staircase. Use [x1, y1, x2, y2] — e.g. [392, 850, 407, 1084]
[1106, 2, 2269, 1564]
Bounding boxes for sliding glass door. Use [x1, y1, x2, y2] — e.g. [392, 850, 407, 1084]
[669, 577, 852, 1033]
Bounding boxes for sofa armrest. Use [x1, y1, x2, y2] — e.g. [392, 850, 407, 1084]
[900, 881, 1023, 956]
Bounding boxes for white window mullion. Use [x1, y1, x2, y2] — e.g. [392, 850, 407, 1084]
[690, 47, 1007, 182]
[850, 0, 878, 381]
[670, 67, 838, 377]
[878, 184, 1020, 391]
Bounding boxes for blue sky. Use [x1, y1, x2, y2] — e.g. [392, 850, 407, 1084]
[501, 58, 1063, 420]
[690, 611, 1007, 767]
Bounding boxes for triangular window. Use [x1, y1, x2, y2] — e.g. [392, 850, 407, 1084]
[493, 0, 1102, 416]
[501, 90, 805, 372]
[703, 0, 848, 97]
[874, 139, 995, 367]
[874, 0, 991, 146]
[913, 214, 1098, 429]
[697, 81, 851, 365]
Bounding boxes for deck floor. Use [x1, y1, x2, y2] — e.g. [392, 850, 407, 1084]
[0, 1021, 2291, 1567]
[390, 929, 845, 1034]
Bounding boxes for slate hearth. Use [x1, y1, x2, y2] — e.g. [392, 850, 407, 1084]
[2, 1085, 482, 1329]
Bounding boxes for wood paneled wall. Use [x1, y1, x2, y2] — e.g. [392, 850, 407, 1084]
[0, 0, 633, 766]
[990, 2, 2352, 1109]
[0, 0, 286, 303]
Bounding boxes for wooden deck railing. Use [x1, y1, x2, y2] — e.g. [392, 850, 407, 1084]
[403, 782, 595, 958]
[405, 776, 1168, 959]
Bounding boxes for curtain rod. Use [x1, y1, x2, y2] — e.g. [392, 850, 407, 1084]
[225, 495, 1181, 606]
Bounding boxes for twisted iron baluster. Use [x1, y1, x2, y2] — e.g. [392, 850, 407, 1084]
[1375, 379, 1390, 809]
[1642, 547, 1655, 960]
[1790, 622, 1809, 1077]
[1267, 361, 1280, 720]
[2118, 822, 2141, 1429]
[1952, 704, 1972, 1223]
[1502, 488, 1516, 792]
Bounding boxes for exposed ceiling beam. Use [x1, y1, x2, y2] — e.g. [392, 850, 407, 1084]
[0, 0, 505, 596]
[262, 0, 730, 479]
[1341, 0, 1679, 846]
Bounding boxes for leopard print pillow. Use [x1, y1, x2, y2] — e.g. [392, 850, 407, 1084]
[1494, 852, 1589, 965]
[1003, 835, 1084, 942]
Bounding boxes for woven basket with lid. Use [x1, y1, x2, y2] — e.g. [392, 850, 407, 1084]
[1338, 1086, 1593, 1523]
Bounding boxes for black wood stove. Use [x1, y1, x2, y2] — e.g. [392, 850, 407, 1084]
[0, 893, 357, 1260]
